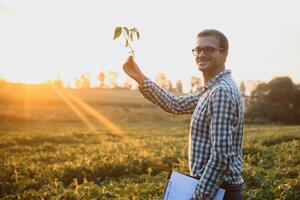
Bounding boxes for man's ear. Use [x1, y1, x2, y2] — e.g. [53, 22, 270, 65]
[223, 50, 228, 57]
[222, 50, 228, 62]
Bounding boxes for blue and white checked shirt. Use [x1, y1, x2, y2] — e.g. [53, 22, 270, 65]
[138, 69, 244, 200]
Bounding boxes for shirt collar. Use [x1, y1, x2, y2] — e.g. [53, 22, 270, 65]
[202, 69, 231, 91]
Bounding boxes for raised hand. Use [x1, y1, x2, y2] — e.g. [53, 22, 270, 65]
[123, 56, 147, 85]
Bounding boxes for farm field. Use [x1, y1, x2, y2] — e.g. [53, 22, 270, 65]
[0, 84, 300, 199]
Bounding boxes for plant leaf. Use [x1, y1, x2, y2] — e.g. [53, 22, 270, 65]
[125, 40, 129, 47]
[136, 31, 140, 40]
[129, 31, 133, 41]
[123, 27, 129, 37]
[113, 27, 122, 40]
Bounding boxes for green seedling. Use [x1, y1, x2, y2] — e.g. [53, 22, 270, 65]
[113, 26, 140, 57]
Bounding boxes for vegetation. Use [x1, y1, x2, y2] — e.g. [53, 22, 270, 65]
[0, 80, 299, 199]
[113, 26, 140, 57]
[246, 77, 300, 124]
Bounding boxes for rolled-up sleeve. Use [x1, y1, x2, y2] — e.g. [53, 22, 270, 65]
[138, 78, 200, 115]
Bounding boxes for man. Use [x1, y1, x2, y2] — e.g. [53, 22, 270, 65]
[123, 29, 244, 200]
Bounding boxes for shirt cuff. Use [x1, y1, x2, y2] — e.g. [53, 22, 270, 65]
[191, 190, 215, 200]
[138, 78, 152, 92]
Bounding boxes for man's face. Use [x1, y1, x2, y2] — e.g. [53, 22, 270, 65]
[194, 36, 228, 72]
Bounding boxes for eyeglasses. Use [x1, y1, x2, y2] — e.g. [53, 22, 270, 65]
[192, 46, 224, 56]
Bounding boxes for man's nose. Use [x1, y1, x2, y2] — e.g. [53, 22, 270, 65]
[198, 50, 207, 57]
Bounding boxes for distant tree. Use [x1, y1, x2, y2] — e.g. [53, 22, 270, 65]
[66, 82, 71, 88]
[106, 71, 119, 88]
[53, 75, 63, 88]
[246, 77, 300, 124]
[155, 73, 168, 90]
[155, 73, 175, 91]
[0, 76, 6, 87]
[123, 79, 132, 90]
[166, 80, 174, 91]
[175, 80, 183, 93]
[75, 78, 80, 88]
[76, 74, 90, 89]
[190, 76, 202, 93]
[239, 81, 246, 96]
[0, 76, 5, 82]
[97, 72, 105, 88]
[0, 76, 6, 86]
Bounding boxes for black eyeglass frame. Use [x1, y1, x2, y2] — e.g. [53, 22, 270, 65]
[192, 46, 224, 56]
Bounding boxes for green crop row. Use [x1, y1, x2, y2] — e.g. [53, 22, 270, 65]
[0, 122, 299, 199]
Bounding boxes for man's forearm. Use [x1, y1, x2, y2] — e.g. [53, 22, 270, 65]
[192, 155, 227, 199]
[138, 79, 200, 115]
[136, 73, 147, 85]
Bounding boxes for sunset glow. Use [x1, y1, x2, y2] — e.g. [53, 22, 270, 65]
[0, 0, 300, 92]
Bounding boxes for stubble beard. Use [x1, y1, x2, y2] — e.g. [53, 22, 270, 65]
[197, 61, 212, 72]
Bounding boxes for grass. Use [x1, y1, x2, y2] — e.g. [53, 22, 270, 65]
[1, 121, 299, 199]
[0, 83, 299, 199]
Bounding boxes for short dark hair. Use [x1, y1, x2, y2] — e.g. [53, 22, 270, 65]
[197, 29, 229, 52]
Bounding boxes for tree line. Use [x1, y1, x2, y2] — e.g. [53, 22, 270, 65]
[48, 71, 203, 93]
[244, 77, 300, 125]
[1, 74, 300, 124]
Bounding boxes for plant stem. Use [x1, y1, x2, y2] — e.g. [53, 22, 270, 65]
[122, 31, 135, 57]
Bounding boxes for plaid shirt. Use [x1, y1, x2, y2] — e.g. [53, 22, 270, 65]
[138, 69, 244, 200]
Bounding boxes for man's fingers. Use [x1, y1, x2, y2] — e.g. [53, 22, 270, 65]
[124, 56, 137, 72]
[126, 56, 133, 62]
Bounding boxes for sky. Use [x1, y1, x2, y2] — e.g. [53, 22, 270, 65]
[0, 0, 300, 92]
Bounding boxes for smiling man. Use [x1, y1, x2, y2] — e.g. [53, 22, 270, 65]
[123, 29, 244, 200]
